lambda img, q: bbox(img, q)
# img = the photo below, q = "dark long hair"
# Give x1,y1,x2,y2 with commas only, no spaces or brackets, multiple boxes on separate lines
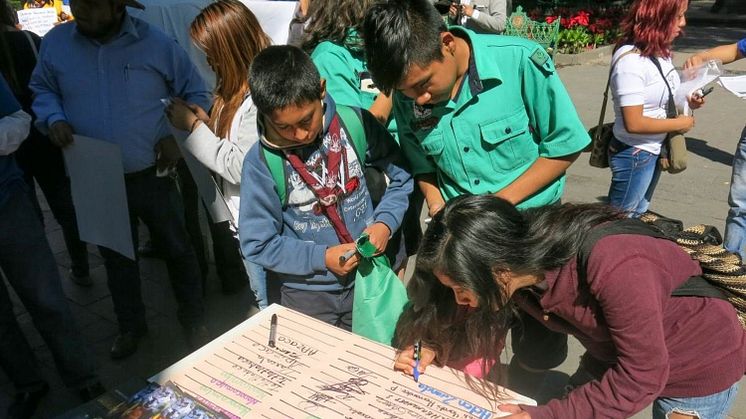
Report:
394,195,622,399
301,0,373,53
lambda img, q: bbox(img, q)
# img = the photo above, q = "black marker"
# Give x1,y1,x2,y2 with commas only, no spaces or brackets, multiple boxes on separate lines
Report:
268,314,277,348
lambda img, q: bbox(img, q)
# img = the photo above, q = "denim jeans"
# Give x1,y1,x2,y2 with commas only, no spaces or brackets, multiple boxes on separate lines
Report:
243,257,268,310
98,168,204,333
653,382,739,419
0,180,97,391
724,126,746,261
607,138,662,217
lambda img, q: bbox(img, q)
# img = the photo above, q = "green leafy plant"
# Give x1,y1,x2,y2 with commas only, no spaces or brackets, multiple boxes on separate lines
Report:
557,25,591,54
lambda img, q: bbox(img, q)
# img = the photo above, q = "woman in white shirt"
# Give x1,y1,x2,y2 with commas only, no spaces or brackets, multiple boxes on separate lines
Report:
165,0,271,308
607,0,701,217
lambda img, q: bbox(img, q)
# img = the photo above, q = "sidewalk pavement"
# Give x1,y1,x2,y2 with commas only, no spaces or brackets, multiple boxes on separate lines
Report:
0,14,745,419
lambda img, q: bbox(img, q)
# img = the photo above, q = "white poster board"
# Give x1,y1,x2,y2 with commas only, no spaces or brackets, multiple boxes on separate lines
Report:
240,1,298,45
17,8,58,37
153,304,536,418
63,135,135,260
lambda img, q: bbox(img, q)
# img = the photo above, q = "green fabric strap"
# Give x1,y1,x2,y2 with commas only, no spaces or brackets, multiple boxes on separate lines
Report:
336,105,366,165
262,146,288,206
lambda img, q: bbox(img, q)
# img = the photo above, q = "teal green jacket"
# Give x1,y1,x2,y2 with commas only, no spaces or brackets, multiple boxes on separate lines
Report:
393,28,590,208
311,35,398,139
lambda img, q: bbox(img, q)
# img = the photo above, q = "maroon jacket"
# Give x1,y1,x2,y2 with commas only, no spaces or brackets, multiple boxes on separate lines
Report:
514,234,746,419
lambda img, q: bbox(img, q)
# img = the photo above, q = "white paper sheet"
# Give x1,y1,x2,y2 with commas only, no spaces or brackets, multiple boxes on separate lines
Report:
170,128,233,224
676,60,724,114
153,304,536,418
17,8,58,37
719,76,746,99
63,135,135,259
240,1,298,45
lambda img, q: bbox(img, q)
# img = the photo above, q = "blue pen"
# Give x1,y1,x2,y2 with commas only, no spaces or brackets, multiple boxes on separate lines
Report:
413,340,421,382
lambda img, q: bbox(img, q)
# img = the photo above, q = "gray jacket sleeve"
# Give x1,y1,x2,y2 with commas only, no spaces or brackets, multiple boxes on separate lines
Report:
180,99,259,185
470,0,508,34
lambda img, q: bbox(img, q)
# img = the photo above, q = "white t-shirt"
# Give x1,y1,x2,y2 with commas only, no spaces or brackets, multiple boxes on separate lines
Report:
610,44,680,155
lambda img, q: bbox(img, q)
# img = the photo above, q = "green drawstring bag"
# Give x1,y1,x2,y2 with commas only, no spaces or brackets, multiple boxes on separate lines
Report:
352,233,409,345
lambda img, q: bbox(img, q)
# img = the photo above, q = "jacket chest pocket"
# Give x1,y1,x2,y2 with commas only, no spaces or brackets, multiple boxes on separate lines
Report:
418,130,452,175
479,110,536,173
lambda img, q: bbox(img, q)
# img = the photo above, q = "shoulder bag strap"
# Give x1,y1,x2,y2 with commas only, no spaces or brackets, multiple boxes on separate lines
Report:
648,56,678,119
594,48,640,140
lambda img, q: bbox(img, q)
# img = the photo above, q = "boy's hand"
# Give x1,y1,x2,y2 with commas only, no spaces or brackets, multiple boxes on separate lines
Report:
394,345,436,377
325,243,360,276
364,222,391,255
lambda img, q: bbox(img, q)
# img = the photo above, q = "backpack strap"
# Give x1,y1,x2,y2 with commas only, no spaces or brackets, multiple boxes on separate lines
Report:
335,104,367,165
577,219,727,300
261,146,289,207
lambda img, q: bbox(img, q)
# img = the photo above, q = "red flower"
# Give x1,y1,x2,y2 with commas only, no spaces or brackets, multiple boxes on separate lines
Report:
545,15,558,24
571,11,590,27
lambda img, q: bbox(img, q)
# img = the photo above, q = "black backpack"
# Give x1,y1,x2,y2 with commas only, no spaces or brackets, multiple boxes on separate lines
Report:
577,214,746,329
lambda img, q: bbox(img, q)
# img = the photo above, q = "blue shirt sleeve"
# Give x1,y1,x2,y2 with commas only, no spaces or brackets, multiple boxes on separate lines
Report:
0,76,21,118
738,38,746,57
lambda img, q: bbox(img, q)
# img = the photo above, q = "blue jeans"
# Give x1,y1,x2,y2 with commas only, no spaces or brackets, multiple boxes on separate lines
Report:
607,138,662,217
653,382,739,418
243,258,268,310
99,168,204,333
724,126,746,261
0,180,97,391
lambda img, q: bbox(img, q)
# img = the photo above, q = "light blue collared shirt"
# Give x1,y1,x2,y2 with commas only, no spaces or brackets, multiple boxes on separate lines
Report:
130,0,216,90
30,13,211,173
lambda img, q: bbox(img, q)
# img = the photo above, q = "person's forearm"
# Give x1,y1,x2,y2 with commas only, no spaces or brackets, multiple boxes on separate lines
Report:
695,43,742,65
496,154,578,205
369,93,393,126
417,174,446,215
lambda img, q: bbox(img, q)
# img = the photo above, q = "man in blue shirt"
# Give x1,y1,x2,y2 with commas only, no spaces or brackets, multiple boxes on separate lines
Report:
0,75,103,418
30,0,212,360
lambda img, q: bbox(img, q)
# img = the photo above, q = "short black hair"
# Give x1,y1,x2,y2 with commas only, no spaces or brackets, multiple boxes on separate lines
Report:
249,45,322,115
363,0,446,94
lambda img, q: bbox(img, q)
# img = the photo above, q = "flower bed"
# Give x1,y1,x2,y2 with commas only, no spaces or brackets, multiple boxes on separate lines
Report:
528,6,627,54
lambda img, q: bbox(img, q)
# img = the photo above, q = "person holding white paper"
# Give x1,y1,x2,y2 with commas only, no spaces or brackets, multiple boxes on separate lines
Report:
686,38,746,261
30,0,212,360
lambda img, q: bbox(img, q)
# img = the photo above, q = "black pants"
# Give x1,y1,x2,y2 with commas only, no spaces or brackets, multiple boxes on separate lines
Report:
0,181,97,391
176,161,248,292
99,168,204,333
16,129,89,276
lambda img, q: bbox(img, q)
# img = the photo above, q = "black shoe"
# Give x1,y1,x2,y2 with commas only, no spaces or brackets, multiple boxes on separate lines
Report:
184,325,211,351
110,332,142,360
78,381,106,402
8,382,49,419
69,269,93,287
